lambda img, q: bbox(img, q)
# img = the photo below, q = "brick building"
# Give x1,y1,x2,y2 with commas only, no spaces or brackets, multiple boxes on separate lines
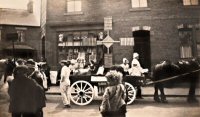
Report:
46,0,200,70
0,0,46,61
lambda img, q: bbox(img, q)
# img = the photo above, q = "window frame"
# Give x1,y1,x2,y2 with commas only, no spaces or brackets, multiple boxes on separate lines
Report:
66,0,82,13
16,30,26,42
183,0,199,6
178,28,193,59
129,0,151,12
15,27,27,43
131,0,148,8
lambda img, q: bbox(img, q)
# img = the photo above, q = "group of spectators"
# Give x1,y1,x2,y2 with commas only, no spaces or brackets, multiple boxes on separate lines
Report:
1,58,51,117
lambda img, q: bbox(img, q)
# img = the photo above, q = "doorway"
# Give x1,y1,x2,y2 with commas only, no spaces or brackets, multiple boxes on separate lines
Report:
133,30,151,70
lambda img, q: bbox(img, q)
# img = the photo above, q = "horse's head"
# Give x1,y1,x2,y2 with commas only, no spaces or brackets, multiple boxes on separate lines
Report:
188,59,200,71
177,59,200,72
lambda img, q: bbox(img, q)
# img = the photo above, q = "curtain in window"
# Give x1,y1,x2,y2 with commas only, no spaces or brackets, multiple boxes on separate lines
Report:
183,0,198,5
17,30,25,42
179,29,193,58
140,0,148,7
183,0,191,5
180,46,192,58
191,0,199,5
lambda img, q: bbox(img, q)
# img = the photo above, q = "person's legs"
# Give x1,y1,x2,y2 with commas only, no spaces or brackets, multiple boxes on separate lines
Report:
60,82,70,107
136,86,143,99
66,85,71,106
187,76,198,103
35,109,43,117
154,84,161,102
159,83,168,103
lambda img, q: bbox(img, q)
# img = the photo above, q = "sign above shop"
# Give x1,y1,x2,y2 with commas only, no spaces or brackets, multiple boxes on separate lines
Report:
104,16,112,30
120,37,134,46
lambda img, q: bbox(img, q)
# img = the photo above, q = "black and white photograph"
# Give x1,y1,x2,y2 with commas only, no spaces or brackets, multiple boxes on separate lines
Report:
0,0,200,117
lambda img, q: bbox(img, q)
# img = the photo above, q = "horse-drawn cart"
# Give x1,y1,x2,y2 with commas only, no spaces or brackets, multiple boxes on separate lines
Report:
69,75,147,106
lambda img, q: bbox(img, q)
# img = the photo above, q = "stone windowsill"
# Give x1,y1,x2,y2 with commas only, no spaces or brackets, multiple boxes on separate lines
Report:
129,7,151,12
64,11,84,16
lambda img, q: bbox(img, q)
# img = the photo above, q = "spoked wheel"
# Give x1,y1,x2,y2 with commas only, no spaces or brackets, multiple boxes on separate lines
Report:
70,80,94,106
125,82,137,105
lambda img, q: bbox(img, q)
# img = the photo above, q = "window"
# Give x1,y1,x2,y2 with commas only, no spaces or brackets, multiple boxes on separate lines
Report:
179,30,193,58
131,0,148,8
57,30,104,63
15,27,27,42
17,30,25,42
66,0,82,12
183,0,199,5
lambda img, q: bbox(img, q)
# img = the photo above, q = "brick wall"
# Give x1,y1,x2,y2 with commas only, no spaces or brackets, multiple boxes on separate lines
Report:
46,0,200,69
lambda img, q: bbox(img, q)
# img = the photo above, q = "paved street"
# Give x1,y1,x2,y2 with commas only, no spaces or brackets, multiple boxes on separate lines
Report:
1,86,200,117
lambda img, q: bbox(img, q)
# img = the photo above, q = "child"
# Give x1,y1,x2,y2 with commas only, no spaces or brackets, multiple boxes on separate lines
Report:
99,71,127,117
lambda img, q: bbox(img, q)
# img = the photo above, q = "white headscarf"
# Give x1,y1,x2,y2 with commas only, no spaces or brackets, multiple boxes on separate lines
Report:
123,58,129,63
133,53,139,59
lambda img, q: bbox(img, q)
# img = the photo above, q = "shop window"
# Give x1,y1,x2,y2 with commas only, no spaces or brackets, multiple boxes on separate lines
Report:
57,30,104,64
179,30,193,58
183,0,199,5
17,30,25,42
66,0,82,12
131,0,148,8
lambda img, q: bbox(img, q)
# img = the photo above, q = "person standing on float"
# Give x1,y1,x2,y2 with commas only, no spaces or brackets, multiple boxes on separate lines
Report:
130,53,148,99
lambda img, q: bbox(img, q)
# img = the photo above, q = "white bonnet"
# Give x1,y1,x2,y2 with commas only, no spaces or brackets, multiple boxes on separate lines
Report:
133,53,139,58
123,58,129,63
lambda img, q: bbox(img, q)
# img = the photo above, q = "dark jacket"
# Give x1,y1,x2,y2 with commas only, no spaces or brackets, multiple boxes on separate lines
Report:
8,75,46,113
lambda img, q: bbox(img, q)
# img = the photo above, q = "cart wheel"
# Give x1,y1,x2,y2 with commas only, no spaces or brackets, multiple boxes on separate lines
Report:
70,80,94,106
125,82,137,105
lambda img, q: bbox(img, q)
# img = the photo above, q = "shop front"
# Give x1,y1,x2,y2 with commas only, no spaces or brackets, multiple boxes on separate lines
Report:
3,43,36,60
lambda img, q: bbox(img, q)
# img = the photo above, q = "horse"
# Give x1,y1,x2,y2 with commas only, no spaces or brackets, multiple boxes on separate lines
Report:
152,59,199,103
176,59,200,103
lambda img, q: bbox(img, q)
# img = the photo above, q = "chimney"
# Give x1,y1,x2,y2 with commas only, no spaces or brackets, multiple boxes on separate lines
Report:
27,0,33,13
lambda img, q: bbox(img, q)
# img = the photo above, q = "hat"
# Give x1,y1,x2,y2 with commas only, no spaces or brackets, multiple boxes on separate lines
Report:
14,65,29,76
26,59,35,68
123,58,129,63
133,53,139,58
60,60,68,64
70,59,77,64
